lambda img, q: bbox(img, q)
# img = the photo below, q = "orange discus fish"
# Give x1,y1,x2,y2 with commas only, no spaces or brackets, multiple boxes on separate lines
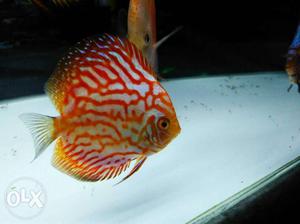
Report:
21,34,181,183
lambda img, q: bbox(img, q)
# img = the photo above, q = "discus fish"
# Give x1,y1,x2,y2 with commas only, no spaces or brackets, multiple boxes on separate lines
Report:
286,23,300,92
21,34,181,183
128,0,181,73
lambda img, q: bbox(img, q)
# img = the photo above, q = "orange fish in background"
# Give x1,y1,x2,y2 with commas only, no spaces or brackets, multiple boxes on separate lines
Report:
128,0,157,71
128,0,181,73
21,34,181,183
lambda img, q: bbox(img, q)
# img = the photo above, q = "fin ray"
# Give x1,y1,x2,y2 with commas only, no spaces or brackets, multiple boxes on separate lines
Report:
115,155,147,185
45,69,67,114
20,113,55,160
154,26,183,49
52,139,132,182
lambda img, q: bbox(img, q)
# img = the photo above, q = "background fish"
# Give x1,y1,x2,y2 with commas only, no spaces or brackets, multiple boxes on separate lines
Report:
286,23,300,92
128,0,157,71
127,0,181,74
21,34,181,183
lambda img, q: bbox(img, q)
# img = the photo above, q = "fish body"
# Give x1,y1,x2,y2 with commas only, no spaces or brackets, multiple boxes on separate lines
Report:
21,34,180,183
286,23,300,92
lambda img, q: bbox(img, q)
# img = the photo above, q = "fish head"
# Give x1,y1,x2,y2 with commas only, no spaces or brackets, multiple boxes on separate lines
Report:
138,84,181,154
154,110,181,148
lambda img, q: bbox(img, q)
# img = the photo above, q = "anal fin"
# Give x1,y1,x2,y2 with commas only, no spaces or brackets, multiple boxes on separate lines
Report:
115,155,147,185
52,139,132,182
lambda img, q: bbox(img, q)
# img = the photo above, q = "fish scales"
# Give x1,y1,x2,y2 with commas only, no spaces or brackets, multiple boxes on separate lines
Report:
54,35,156,179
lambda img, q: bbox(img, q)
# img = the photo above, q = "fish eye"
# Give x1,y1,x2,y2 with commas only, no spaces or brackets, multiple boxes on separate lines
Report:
144,34,150,44
157,117,170,130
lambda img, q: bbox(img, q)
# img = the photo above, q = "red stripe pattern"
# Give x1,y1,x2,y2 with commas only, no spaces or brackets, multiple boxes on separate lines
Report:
50,34,179,181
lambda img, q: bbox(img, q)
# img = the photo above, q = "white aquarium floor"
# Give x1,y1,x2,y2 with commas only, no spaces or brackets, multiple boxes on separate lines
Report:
1,72,300,224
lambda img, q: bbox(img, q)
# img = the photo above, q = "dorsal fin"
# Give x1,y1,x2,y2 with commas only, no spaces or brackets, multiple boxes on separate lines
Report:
45,67,69,114
45,34,156,114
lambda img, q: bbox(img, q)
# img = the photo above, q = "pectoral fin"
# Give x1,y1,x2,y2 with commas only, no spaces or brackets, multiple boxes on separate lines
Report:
154,26,183,49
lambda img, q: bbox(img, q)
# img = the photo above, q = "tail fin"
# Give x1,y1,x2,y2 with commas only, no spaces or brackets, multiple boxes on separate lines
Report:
19,113,56,160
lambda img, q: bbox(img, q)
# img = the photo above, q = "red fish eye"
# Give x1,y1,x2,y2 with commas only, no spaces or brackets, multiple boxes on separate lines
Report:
157,117,170,130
